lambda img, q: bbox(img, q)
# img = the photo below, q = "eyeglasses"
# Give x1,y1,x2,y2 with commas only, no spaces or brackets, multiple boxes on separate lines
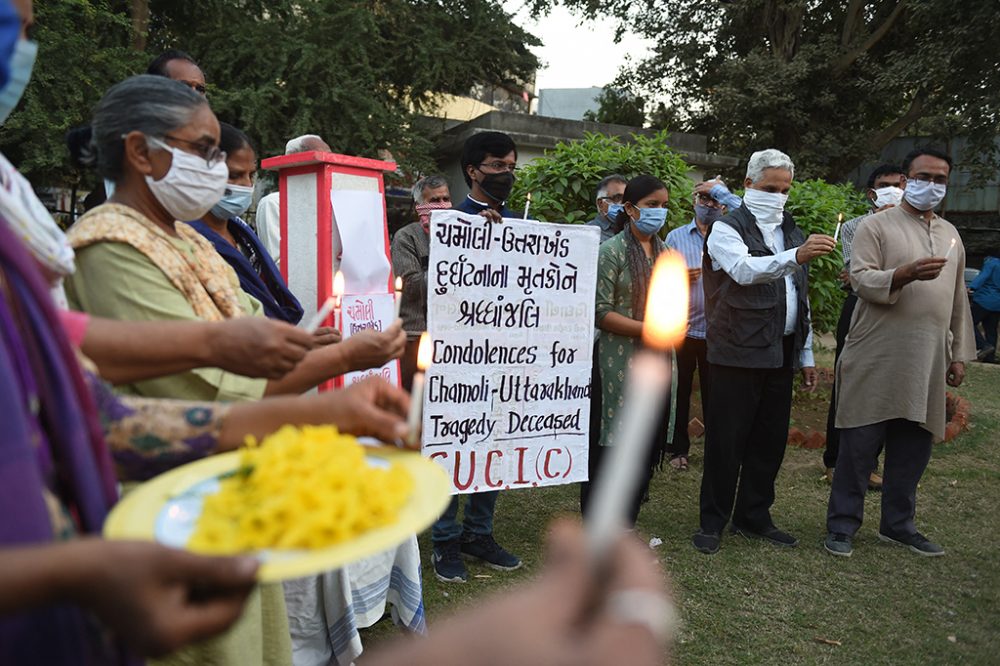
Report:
599,194,624,204
694,194,721,207
908,174,949,185
180,80,207,95
478,161,517,173
150,135,226,169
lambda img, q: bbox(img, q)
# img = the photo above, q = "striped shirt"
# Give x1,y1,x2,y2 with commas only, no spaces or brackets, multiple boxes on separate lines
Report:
665,220,707,339
839,213,869,271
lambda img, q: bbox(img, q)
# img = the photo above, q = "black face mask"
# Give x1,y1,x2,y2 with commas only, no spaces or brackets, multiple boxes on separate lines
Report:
478,170,515,203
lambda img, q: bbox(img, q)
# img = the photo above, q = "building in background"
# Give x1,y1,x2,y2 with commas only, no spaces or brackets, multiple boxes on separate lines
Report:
536,87,603,120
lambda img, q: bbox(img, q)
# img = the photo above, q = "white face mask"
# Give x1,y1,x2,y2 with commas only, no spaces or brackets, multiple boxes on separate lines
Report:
743,188,788,248
872,185,903,209
903,179,947,212
144,137,229,221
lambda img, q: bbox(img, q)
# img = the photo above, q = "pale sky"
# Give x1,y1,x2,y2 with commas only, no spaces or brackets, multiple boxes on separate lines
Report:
514,5,655,92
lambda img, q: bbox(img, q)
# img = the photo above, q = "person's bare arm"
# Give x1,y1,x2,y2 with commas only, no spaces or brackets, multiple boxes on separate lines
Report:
0,539,257,658
223,377,412,447
82,316,314,385
598,312,644,338
263,322,406,396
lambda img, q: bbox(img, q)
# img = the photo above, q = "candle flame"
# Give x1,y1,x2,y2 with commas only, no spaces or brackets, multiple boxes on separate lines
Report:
333,270,345,300
416,332,432,371
394,276,403,292
837,212,843,223
526,192,532,201
642,251,689,350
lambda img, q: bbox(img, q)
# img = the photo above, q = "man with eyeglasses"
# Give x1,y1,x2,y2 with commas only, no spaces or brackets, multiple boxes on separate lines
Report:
822,163,905,490
663,181,732,471
586,174,627,243
432,131,522,584
824,147,976,558
147,48,207,95
454,131,518,222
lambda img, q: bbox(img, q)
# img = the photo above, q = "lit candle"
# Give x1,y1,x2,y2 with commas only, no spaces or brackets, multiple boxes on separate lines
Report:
304,297,335,334
833,212,843,243
586,251,689,561
406,332,432,446
943,237,957,260
523,191,532,219
332,270,345,330
393,276,404,320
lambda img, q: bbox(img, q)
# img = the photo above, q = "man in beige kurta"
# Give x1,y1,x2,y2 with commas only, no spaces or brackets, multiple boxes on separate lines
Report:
825,149,976,558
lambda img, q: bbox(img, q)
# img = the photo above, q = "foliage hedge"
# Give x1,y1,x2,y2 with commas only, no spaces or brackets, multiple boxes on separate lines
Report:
510,132,867,334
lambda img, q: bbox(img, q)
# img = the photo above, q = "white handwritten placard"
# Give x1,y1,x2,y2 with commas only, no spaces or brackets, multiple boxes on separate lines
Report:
424,210,599,494
340,292,399,387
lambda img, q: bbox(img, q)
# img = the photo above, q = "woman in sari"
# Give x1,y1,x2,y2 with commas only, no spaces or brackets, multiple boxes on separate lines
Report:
189,122,304,325
65,75,403,402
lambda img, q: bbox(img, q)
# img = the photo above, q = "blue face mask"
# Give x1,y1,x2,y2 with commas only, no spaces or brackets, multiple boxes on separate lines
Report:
632,206,668,235
606,202,624,221
210,183,254,220
0,38,37,125
694,204,722,225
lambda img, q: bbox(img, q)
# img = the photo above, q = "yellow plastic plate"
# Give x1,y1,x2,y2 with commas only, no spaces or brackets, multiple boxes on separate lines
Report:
103,447,451,582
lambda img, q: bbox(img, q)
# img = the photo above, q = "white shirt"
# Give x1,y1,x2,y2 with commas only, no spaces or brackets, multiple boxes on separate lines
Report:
256,191,282,264
707,222,814,367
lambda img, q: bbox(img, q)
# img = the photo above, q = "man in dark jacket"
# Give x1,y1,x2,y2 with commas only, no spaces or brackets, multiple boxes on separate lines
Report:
694,149,835,555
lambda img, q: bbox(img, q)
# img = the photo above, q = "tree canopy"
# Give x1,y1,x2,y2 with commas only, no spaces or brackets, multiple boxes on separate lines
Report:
535,0,1000,181
0,0,540,187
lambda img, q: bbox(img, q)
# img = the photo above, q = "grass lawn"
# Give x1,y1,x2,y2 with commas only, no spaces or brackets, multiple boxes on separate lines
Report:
362,360,1000,665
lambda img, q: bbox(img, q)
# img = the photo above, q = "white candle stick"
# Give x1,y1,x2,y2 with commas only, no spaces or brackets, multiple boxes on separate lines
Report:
304,296,335,333
393,276,404,320
586,252,689,561
406,332,432,446
587,351,671,560
833,212,843,243
944,237,956,260
523,191,532,219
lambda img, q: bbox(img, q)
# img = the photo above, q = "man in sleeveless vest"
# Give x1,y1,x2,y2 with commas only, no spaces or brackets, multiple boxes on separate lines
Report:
693,149,836,555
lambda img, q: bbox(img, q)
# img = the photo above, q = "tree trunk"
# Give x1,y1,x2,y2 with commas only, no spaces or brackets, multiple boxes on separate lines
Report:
130,0,149,52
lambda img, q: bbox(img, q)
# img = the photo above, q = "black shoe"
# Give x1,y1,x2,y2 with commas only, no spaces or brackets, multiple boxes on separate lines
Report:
877,530,945,557
824,532,853,557
432,539,467,583
692,530,721,555
460,533,522,571
731,524,799,548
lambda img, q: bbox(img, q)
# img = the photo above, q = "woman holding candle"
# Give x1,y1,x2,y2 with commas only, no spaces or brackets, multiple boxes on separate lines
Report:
65,75,404,401
581,175,673,525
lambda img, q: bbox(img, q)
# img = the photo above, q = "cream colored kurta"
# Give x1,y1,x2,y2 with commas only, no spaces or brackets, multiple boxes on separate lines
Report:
835,206,976,440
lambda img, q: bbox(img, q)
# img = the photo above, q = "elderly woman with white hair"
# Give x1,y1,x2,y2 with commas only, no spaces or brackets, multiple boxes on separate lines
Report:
694,148,836,556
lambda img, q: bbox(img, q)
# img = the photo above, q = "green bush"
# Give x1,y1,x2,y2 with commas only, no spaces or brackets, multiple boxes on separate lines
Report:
509,130,694,231
785,179,869,335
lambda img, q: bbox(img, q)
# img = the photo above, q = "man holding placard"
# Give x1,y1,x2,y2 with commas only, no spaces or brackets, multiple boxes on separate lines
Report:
429,132,523,584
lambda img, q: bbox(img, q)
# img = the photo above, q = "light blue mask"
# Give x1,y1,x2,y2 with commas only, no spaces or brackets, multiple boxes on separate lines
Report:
633,206,668,235
210,183,254,220
0,38,37,124
606,202,624,221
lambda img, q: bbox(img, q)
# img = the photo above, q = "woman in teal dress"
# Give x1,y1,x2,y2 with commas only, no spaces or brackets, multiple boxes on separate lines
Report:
590,174,673,525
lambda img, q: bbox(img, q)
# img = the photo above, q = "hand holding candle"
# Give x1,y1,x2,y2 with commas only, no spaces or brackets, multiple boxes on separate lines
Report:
944,237,956,260
586,251,689,561
406,332,432,446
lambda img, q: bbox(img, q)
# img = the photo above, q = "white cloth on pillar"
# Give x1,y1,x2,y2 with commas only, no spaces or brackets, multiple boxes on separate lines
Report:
256,191,282,264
